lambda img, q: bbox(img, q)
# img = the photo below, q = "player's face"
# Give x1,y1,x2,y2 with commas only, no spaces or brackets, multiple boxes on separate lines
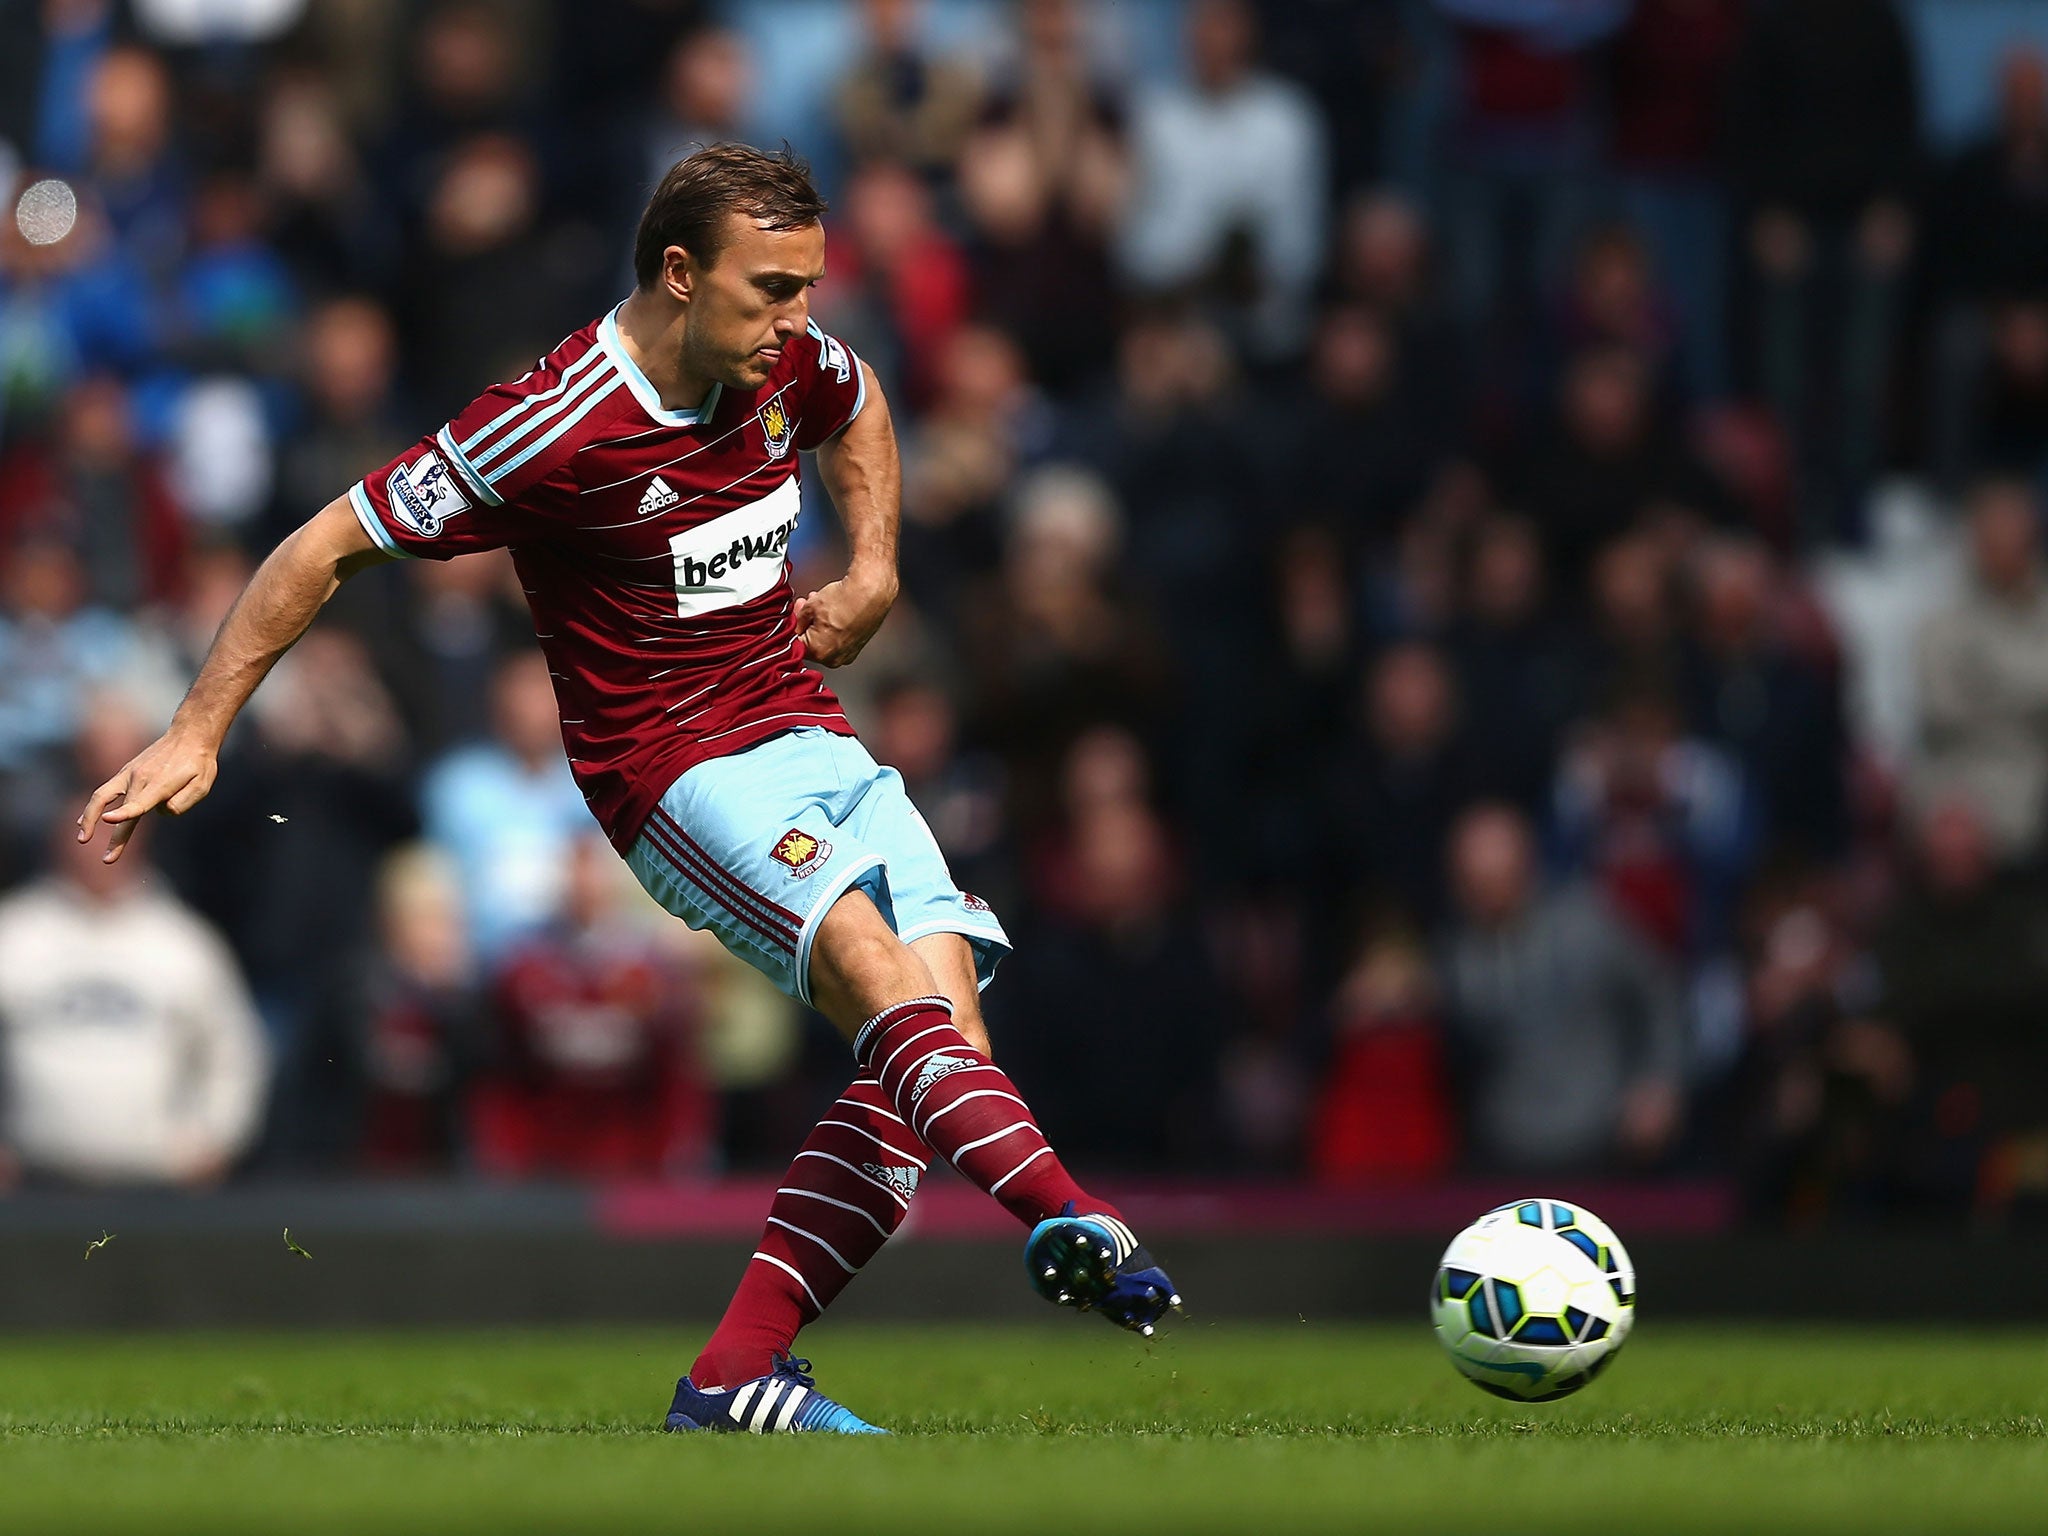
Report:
683,216,826,391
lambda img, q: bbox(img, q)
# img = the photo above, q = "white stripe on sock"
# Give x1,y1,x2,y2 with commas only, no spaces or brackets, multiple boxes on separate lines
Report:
951,1120,1036,1158
838,1093,910,1128
779,1185,893,1238
766,1216,857,1274
817,1118,927,1167
918,1088,1030,1138
877,1024,957,1081
750,1251,823,1313
988,1145,1054,1195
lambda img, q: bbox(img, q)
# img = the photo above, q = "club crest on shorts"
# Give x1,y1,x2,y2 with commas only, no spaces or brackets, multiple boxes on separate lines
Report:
770,827,829,876
759,396,794,459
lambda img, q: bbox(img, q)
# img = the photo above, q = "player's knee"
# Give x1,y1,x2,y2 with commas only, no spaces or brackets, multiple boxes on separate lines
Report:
809,889,935,1032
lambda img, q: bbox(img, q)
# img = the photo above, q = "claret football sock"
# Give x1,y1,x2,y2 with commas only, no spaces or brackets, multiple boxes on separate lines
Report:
855,995,1124,1230
689,1069,926,1390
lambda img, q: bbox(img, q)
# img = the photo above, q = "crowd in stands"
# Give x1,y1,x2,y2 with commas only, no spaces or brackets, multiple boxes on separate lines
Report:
3,0,2048,1224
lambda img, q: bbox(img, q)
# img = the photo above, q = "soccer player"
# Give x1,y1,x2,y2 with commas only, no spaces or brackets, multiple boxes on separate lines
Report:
77,145,1179,1435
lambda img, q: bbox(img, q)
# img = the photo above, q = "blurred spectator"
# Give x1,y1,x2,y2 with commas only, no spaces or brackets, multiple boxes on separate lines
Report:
399,132,592,421
422,650,591,966
1513,345,1726,593
1726,871,1908,1220
0,170,156,422
963,467,1165,816
308,843,480,1175
1441,803,1688,1172
1551,686,1754,962
1118,0,1327,358
1930,49,2048,486
1003,756,1225,1168
385,1,538,208
1963,299,2048,486
0,374,186,608
1606,0,1746,404
177,172,297,373
0,0,118,177
265,295,405,548
644,26,754,192
0,538,175,874
1934,48,2048,311
1552,225,1685,406
1329,191,1467,427
83,45,186,283
367,552,533,758
155,626,416,1063
1448,513,1587,811
1431,0,1629,357
866,674,1008,902
957,0,1128,390
1308,929,1456,1185
832,0,983,181
1586,528,1683,697
1332,641,1477,929
1875,799,2048,1213
475,835,712,1179
1909,478,2048,864
1237,524,1357,887
165,373,276,533
258,69,394,295
1278,304,1448,548
900,322,1044,599
1680,537,1850,861
827,159,971,410
1728,0,1919,519
555,0,709,222
1815,485,1962,775
0,793,268,1187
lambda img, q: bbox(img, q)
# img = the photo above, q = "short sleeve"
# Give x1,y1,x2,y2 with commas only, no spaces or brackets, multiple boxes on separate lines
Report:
348,379,580,559
791,319,869,452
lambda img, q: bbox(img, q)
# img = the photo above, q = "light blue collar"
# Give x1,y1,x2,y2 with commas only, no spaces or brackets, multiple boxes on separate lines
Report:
600,303,722,427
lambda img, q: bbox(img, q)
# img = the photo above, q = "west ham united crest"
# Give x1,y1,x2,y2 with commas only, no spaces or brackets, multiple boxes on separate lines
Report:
759,396,794,459
771,827,830,876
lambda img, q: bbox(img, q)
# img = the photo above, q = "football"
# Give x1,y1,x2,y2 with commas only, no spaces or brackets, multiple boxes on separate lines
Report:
1431,1198,1637,1402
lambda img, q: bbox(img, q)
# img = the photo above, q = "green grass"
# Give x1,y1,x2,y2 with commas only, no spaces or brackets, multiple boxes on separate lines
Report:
3,1325,2046,1533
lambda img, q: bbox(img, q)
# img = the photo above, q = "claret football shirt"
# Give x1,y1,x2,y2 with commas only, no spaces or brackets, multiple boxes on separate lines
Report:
349,306,867,849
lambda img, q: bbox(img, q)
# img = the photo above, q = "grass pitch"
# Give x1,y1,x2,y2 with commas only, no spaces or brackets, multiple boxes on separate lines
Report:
3,1325,2045,1534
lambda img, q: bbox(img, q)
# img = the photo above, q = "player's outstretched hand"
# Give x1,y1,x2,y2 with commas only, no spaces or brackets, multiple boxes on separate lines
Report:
794,568,898,668
77,729,220,863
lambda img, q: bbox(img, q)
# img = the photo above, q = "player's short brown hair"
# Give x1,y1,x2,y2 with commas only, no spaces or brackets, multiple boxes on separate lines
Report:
634,144,827,287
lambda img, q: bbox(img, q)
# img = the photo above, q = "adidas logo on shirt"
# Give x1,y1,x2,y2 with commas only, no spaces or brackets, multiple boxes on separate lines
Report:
637,476,680,515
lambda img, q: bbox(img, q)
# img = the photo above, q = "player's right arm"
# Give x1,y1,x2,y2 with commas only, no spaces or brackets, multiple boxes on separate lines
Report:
77,494,393,863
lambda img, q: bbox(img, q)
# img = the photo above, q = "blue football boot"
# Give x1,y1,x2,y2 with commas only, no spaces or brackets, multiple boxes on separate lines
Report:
663,1354,887,1435
1024,1203,1182,1337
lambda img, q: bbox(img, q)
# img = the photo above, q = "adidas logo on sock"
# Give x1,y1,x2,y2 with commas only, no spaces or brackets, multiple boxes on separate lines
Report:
909,1051,976,1103
862,1162,920,1200
638,476,680,515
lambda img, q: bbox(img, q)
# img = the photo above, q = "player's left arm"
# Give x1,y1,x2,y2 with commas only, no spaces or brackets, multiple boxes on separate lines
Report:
796,359,900,669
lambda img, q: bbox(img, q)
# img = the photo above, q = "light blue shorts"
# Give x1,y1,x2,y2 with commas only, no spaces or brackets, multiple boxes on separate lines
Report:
625,728,1010,1006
